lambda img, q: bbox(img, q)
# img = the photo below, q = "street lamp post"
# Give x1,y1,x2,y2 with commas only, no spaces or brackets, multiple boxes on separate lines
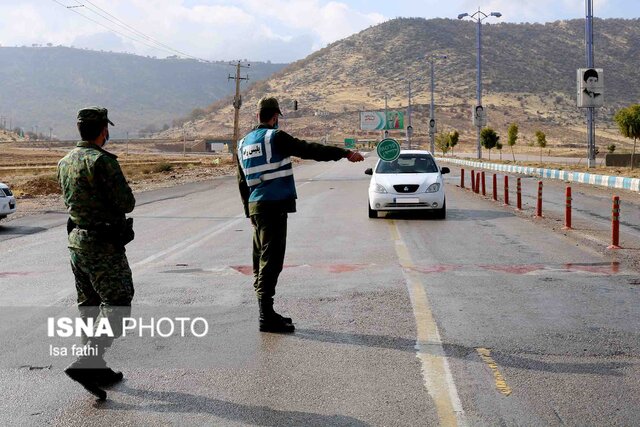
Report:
458,9,502,159
585,0,596,168
407,82,412,149
427,54,447,154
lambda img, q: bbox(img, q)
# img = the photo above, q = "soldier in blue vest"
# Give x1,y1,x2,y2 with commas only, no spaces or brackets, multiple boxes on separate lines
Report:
238,97,364,333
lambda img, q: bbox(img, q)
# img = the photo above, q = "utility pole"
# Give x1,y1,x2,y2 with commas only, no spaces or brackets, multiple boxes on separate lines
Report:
407,82,412,149
126,131,129,156
585,0,596,168
428,55,447,154
383,93,389,139
228,61,250,162
182,127,186,157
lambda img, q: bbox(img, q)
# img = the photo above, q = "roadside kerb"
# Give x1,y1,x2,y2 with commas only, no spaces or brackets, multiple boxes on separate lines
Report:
437,157,640,192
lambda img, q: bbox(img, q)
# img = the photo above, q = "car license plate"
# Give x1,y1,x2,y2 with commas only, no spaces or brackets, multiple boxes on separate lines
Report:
395,198,419,204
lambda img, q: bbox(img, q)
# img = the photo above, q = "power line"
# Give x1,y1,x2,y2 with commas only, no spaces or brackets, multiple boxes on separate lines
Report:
72,0,204,61
51,0,209,61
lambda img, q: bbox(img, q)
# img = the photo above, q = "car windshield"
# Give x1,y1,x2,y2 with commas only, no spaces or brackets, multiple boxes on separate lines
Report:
375,154,438,174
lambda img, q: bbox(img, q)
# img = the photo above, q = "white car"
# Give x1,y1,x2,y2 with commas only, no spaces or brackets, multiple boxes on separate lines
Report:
365,150,449,219
0,182,17,220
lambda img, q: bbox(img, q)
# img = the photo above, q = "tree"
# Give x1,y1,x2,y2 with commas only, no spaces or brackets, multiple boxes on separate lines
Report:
435,132,450,156
507,123,518,162
535,130,547,162
448,130,459,155
497,141,504,160
607,144,616,154
480,128,499,160
613,104,640,170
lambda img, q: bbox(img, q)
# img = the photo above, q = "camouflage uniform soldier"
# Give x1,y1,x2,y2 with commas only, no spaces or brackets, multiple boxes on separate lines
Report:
57,107,135,400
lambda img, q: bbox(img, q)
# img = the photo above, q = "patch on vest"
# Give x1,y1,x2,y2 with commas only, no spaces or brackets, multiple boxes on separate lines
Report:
241,143,263,160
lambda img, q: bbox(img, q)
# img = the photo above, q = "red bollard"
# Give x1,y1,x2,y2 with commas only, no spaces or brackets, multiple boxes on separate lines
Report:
563,186,572,230
536,181,543,217
608,196,621,249
460,168,465,188
481,172,486,196
475,172,480,193
471,169,475,191
492,174,497,201
516,177,522,210
504,176,509,206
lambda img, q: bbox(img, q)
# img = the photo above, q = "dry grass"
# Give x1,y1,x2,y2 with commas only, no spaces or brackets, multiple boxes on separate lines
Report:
0,142,235,198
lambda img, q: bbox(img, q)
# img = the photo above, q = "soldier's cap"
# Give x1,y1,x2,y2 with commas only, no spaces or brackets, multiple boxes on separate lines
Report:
77,107,115,126
257,97,282,116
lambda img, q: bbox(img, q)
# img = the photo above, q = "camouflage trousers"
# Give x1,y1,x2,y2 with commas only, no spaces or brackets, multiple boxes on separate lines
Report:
69,247,134,307
68,248,134,368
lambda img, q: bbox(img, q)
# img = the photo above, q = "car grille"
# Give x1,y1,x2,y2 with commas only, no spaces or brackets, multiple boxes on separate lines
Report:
385,202,431,208
393,184,419,193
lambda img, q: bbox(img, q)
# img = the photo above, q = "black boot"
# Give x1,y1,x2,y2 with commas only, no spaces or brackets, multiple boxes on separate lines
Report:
273,310,292,324
64,366,107,401
259,299,294,333
94,368,124,386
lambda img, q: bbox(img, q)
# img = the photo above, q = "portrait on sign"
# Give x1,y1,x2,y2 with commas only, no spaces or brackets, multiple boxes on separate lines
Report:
577,68,604,108
472,105,486,127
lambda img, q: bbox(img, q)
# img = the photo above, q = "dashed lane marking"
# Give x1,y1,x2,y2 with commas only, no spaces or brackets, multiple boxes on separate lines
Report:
476,348,513,396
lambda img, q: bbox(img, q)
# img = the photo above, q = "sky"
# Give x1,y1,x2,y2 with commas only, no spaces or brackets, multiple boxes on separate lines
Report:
0,0,637,63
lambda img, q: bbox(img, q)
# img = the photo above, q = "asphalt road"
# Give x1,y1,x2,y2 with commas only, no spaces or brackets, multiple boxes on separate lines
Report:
0,155,638,426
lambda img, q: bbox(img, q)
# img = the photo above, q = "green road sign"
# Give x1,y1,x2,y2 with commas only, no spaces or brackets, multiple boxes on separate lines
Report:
377,138,401,162
344,138,356,148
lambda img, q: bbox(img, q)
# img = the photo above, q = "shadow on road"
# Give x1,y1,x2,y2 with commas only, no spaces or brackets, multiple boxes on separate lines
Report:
445,209,515,221
377,209,514,221
0,225,47,235
294,329,630,377
98,383,370,426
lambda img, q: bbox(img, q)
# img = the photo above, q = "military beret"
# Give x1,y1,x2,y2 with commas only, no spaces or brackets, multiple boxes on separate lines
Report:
77,106,114,126
257,97,282,116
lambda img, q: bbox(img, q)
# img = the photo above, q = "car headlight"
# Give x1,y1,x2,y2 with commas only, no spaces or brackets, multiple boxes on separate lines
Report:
372,183,387,194
425,183,440,193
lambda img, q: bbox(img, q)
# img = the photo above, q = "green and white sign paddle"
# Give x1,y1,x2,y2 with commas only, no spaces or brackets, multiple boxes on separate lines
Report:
376,138,401,162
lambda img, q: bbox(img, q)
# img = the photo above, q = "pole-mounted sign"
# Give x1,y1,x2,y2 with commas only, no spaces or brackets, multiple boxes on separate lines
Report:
472,105,487,127
428,118,436,135
577,68,604,108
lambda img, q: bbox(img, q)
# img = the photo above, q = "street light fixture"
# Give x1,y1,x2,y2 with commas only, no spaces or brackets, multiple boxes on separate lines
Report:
458,8,502,159
427,54,447,154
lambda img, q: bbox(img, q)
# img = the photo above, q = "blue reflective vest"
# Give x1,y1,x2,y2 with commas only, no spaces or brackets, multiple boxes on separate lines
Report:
238,128,297,202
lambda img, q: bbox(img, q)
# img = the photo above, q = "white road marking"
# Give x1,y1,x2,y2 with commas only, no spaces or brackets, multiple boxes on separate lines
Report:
390,221,466,427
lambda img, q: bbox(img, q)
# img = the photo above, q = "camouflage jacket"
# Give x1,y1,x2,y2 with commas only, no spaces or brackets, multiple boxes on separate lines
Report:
57,141,135,250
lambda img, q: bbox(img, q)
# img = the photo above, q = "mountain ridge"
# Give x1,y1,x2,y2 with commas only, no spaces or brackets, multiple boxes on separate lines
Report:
171,17,640,151
0,46,286,139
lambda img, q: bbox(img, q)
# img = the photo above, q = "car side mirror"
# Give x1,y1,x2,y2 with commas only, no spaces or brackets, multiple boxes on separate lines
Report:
365,168,373,175
441,167,450,175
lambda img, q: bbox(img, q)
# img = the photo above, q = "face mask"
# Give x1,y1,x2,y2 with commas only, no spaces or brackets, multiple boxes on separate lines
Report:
102,130,110,147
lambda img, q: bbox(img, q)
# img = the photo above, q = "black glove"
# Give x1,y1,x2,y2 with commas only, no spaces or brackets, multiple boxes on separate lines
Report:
120,217,135,246
66,218,76,235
